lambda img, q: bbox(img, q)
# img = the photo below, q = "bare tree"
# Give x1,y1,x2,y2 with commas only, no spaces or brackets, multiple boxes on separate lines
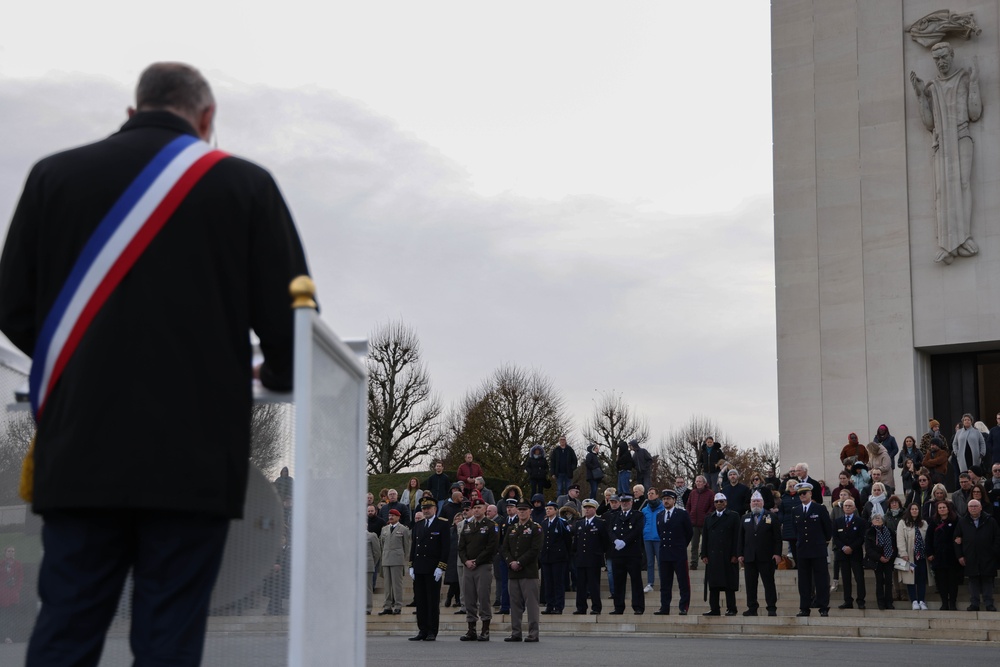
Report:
367,321,443,475
758,440,780,478
438,364,570,481
656,415,733,483
249,402,288,478
581,390,650,483
0,413,35,505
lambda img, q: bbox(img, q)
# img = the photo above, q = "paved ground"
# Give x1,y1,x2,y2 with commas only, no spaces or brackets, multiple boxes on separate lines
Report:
2,634,995,666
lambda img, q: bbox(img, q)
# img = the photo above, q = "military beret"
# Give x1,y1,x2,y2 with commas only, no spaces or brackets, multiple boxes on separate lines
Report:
388,509,401,517
516,501,531,509
568,484,580,491
471,498,485,507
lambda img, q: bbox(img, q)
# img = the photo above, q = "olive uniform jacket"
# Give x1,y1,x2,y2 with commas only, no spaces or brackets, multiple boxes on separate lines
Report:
503,519,543,579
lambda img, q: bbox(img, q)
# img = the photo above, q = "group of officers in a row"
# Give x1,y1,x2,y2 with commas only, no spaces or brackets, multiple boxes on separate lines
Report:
377,478,851,644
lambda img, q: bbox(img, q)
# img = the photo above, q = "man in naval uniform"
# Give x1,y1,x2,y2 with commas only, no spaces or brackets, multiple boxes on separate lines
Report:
792,482,833,616
408,497,449,641
653,489,693,615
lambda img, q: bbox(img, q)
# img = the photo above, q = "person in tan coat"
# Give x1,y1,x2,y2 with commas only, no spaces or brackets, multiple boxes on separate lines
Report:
378,509,412,614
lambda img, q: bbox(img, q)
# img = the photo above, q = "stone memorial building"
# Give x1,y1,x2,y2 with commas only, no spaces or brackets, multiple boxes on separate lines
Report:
772,1,1000,480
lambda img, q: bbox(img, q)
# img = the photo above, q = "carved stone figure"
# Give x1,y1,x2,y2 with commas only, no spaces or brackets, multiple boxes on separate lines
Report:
907,10,981,47
910,42,982,264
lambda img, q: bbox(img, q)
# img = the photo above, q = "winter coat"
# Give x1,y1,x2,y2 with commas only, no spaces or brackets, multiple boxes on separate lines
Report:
524,446,549,482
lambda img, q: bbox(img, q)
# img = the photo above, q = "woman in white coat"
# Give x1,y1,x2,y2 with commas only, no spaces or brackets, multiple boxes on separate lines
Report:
896,502,929,610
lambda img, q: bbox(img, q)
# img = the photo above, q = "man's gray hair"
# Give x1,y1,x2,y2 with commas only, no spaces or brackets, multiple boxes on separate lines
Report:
136,62,213,117
796,462,809,473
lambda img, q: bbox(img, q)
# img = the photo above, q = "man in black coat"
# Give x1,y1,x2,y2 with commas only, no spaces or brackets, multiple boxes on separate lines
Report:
955,499,1000,611
722,469,751,516
792,482,833,616
831,498,867,609
700,493,740,616
607,494,645,614
572,499,609,615
701,437,724,491
539,502,573,614
409,499,451,640
654,490,693,615
550,436,578,497
737,491,782,616
0,62,307,665
630,440,653,491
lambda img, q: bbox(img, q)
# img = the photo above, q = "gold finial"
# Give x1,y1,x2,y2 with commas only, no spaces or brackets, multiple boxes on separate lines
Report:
289,275,317,310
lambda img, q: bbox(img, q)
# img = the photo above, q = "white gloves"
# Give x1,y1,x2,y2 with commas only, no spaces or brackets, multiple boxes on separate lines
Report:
614,539,625,551
433,568,443,582
408,568,415,580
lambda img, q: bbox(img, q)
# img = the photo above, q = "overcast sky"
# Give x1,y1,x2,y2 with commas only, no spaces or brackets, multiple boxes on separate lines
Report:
0,2,777,454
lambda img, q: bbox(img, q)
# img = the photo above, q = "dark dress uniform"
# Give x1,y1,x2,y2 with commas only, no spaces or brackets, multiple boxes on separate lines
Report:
792,500,833,615
655,507,693,614
409,512,451,640
701,509,740,614
831,512,867,608
572,515,609,613
737,510,782,615
539,515,573,613
607,508,645,614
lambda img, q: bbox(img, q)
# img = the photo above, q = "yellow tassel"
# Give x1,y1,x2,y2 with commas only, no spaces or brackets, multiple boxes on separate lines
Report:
19,436,34,503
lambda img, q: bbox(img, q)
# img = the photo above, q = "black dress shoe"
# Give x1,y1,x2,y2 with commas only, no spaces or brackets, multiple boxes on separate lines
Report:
378,609,393,616
633,610,644,615
572,610,587,615
837,603,853,609
857,603,865,610
968,605,981,611
540,610,553,615
653,609,670,615
454,609,465,614
795,611,809,617
423,635,436,641
552,610,563,615
504,636,522,642
986,605,997,612
408,633,427,641
703,610,721,616
679,609,688,615
590,610,601,615
524,637,539,643
742,610,757,616
767,609,777,617
725,610,737,616
393,609,401,615
819,610,829,617
609,610,625,615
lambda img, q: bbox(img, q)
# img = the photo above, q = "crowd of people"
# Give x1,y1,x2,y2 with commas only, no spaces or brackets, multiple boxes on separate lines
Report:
364,417,1000,641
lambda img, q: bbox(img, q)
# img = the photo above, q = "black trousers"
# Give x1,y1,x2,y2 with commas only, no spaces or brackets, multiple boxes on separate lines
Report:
709,587,736,613
541,561,566,611
26,510,229,667
743,559,777,611
934,566,960,608
610,557,644,612
873,562,893,608
838,555,866,605
412,573,442,636
575,564,602,612
658,559,691,612
796,556,829,612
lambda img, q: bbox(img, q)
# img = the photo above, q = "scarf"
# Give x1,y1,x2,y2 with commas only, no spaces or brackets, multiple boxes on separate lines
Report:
913,524,925,560
876,525,893,559
869,494,886,516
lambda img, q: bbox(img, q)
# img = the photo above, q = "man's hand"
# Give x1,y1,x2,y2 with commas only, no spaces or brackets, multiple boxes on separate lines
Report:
614,539,625,551
433,568,443,582
738,556,745,565
408,567,414,580
959,557,966,567
843,546,852,555
465,560,476,569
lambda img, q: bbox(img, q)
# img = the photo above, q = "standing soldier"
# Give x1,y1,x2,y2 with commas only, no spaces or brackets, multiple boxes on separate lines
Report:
792,482,833,617
701,493,741,616
503,501,544,643
458,499,498,641
539,501,573,615
408,497,449,641
572,499,609,615
654,489,693,615
378,509,411,615
737,491,782,616
607,494,646,615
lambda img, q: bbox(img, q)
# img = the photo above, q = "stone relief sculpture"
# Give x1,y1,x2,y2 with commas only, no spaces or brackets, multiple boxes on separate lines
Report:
908,25,982,264
907,9,981,47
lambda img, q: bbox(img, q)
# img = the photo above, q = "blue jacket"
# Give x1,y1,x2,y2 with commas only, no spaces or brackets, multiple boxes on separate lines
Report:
641,500,664,541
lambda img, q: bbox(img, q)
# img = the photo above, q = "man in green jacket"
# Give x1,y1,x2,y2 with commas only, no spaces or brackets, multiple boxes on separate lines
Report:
502,501,543,642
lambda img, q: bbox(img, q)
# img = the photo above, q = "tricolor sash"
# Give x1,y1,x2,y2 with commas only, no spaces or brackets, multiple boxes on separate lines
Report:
29,134,227,421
